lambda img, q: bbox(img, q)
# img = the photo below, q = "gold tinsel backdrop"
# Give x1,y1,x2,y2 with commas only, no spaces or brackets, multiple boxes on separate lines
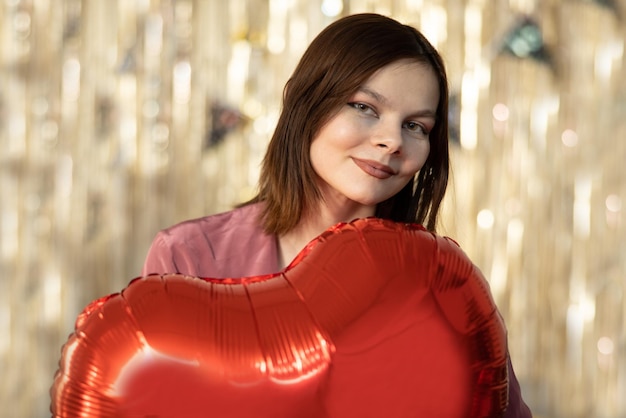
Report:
1,0,625,417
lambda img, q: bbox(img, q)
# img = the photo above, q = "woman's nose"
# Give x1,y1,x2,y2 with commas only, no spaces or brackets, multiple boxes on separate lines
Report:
373,122,402,153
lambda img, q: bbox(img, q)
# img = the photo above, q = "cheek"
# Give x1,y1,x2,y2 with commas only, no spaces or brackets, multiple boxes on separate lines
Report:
314,111,364,149
404,142,431,175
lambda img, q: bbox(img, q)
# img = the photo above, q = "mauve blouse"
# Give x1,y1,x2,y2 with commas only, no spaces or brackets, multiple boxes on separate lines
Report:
142,202,531,418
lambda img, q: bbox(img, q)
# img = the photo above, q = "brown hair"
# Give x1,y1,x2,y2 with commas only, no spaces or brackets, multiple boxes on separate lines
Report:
251,13,450,234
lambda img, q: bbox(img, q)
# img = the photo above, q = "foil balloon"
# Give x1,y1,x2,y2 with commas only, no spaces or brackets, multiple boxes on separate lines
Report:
51,218,509,418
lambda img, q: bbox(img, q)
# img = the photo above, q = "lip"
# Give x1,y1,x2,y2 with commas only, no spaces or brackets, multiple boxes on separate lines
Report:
351,158,396,179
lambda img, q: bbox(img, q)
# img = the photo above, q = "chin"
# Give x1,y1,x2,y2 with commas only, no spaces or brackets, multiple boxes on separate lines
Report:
350,196,391,209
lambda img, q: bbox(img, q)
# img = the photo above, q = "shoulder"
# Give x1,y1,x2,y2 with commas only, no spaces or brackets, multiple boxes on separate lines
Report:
157,202,265,246
144,202,278,277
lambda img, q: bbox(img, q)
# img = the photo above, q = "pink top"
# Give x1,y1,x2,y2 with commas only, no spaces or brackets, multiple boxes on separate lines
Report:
142,203,279,278
142,202,531,418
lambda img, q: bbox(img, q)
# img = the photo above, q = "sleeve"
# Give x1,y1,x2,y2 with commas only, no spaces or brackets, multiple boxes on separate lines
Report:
141,231,181,276
505,357,533,418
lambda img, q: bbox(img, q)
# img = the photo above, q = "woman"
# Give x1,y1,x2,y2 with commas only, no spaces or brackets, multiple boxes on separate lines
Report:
143,13,531,417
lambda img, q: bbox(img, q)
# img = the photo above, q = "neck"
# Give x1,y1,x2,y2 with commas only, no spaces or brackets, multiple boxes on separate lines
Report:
277,198,375,269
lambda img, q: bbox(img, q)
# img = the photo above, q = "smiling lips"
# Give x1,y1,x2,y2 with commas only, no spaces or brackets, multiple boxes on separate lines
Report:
351,158,396,179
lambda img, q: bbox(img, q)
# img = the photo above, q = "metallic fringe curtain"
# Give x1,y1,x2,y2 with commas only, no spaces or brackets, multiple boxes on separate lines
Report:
0,0,624,417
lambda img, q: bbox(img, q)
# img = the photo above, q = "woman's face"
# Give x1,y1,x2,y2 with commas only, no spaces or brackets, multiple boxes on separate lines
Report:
309,59,440,215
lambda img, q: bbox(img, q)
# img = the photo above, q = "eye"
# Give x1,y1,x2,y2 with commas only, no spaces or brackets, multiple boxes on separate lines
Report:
403,121,428,136
348,102,377,116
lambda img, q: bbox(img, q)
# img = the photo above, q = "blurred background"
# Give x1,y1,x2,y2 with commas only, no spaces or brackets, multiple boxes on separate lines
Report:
1,0,625,416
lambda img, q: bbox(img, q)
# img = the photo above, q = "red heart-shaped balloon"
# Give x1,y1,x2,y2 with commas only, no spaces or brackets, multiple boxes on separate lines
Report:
51,218,508,417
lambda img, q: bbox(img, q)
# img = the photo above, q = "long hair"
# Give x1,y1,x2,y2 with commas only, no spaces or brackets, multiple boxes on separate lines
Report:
251,13,450,234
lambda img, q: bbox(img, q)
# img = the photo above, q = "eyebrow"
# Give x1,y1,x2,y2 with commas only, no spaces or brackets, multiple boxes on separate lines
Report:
358,86,388,105
357,86,437,119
